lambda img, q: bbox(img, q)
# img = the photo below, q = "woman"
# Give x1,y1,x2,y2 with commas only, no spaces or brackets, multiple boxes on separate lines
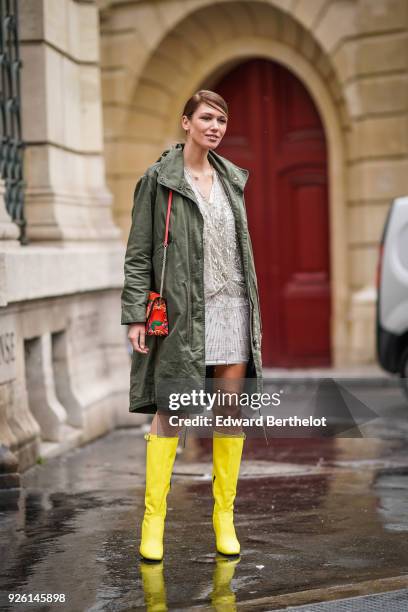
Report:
121,90,263,562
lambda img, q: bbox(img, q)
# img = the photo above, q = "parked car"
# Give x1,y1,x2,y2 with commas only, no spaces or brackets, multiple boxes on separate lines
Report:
376,195,408,397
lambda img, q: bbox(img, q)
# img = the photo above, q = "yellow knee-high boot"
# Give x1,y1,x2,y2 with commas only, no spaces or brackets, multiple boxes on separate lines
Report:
212,431,245,556
140,433,179,562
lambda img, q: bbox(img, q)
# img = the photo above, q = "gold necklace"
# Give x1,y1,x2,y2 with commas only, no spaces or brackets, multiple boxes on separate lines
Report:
185,167,215,202
185,166,214,181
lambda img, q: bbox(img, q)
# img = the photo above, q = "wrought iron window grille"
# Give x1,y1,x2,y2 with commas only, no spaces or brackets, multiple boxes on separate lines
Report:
0,0,27,244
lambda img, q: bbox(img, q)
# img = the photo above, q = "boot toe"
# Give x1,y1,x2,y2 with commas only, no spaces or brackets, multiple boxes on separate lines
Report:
140,516,164,561
217,534,241,557
216,536,240,556
213,513,241,556
139,537,163,562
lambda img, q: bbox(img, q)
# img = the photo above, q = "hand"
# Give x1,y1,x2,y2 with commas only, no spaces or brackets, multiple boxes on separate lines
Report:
128,323,149,354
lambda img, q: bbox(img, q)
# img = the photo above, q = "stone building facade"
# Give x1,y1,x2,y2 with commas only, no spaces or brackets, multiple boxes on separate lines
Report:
0,0,407,476
0,0,139,478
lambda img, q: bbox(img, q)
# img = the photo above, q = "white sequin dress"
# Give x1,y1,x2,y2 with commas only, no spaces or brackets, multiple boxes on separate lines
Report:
184,167,251,365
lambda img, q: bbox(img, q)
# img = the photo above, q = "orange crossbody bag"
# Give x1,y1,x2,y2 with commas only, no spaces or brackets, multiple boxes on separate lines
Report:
145,190,173,336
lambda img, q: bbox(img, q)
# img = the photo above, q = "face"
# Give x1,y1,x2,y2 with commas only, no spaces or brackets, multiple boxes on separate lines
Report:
182,102,228,150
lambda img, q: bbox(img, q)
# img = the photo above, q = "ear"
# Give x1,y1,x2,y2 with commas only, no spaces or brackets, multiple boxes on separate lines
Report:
181,115,190,132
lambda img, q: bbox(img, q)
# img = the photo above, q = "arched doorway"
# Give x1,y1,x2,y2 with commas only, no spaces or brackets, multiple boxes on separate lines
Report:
214,58,331,368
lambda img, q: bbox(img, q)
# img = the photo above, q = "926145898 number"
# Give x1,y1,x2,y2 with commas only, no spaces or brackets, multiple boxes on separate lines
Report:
8,593,66,603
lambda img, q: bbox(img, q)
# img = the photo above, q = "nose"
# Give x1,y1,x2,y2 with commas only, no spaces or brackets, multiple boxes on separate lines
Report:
210,118,218,131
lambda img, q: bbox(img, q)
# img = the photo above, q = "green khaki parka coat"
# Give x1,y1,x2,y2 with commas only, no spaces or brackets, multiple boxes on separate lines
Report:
121,143,263,414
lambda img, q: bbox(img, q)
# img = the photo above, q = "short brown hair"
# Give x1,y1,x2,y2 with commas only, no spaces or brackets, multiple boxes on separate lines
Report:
182,90,228,119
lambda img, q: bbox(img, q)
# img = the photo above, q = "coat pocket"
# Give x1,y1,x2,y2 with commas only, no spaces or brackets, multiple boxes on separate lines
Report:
182,279,192,345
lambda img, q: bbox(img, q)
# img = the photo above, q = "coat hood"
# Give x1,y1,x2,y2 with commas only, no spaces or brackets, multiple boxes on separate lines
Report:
155,143,249,194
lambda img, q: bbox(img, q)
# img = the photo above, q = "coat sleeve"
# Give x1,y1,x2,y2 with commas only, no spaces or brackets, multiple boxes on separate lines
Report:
121,173,156,325
247,231,263,336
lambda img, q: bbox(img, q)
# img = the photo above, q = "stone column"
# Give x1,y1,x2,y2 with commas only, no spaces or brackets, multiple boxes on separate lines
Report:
19,0,121,242
0,181,22,500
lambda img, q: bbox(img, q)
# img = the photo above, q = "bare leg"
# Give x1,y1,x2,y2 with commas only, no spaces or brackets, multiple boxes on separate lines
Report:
150,411,183,437
212,363,247,435
149,362,247,437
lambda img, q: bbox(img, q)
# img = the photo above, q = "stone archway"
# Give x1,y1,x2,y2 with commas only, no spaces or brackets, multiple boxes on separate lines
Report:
161,34,348,366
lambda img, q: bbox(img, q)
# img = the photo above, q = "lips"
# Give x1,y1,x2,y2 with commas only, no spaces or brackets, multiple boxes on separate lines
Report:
206,135,219,141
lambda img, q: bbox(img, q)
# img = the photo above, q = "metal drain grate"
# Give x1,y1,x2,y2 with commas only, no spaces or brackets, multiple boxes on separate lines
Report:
273,588,408,611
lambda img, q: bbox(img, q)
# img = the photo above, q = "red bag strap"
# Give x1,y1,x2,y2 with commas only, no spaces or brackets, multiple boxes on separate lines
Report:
159,190,173,296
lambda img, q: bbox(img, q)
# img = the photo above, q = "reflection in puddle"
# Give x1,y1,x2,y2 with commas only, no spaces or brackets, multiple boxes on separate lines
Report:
140,561,167,611
211,555,240,611
140,555,240,611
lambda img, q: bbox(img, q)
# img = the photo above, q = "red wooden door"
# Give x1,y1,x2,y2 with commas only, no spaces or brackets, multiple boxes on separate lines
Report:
214,59,331,367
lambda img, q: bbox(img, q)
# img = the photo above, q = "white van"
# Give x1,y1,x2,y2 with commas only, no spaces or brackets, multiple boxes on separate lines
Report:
376,196,408,396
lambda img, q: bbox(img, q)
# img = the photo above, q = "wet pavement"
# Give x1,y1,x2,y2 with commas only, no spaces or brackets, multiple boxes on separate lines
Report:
1,385,408,611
